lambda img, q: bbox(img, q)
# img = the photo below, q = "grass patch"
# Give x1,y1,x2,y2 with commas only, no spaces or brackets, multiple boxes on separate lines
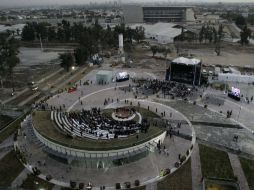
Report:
0,113,27,144
0,150,24,187
9,90,35,106
21,174,54,190
0,115,14,130
210,82,229,91
205,180,238,190
239,157,254,190
32,111,164,151
157,159,192,190
199,144,234,179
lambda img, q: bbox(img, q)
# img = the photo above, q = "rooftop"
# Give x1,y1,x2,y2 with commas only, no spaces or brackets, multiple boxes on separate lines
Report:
172,57,201,66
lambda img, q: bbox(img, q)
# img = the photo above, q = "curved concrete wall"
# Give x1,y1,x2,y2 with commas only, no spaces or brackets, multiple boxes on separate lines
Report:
32,124,166,159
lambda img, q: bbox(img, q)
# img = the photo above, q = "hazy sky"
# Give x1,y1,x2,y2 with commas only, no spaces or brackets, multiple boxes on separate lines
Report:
0,0,254,7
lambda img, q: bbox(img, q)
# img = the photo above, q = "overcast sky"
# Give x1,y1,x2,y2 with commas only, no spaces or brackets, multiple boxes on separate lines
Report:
0,0,254,7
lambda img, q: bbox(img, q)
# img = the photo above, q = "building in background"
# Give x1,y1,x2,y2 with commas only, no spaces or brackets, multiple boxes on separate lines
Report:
130,22,197,44
123,5,195,23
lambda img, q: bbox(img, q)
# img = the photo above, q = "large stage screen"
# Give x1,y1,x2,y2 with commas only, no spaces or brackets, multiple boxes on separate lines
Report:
228,87,241,101
116,72,129,82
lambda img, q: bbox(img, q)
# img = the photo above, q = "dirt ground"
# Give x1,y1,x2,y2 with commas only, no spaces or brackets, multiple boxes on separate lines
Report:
190,48,254,67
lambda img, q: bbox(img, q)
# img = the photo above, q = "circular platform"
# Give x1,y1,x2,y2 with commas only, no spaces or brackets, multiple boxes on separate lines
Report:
16,84,196,189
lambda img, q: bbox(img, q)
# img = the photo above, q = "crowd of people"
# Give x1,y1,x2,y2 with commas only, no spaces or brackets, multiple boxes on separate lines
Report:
65,108,149,139
136,79,197,98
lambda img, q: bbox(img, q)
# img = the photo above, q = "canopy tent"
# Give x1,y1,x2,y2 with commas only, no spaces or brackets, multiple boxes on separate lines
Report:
172,57,201,66
96,70,113,84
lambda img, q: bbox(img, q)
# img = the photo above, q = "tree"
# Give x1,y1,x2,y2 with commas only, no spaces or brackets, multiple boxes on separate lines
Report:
218,24,224,41
162,47,171,60
22,23,35,41
235,15,247,28
240,26,252,45
6,55,20,91
199,26,205,43
59,53,74,72
92,19,103,43
213,27,218,44
0,33,20,89
47,26,57,41
215,24,223,56
133,26,145,43
74,46,89,66
125,27,134,43
35,22,50,40
151,46,158,57
61,20,71,42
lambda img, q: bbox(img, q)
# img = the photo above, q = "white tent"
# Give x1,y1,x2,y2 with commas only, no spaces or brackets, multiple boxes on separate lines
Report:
172,57,201,65
130,22,182,44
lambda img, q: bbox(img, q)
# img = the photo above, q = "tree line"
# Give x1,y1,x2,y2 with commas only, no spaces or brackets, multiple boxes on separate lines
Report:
199,24,223,44
235,15,252,45
0,32,20,90
22,20,145,71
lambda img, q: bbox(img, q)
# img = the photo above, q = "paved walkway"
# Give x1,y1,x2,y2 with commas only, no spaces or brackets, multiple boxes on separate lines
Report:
191,143,203,190
228,153,250,190
11,168,30,189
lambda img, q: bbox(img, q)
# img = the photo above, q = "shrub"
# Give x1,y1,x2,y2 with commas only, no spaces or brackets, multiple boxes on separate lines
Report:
163,168,171,176
134,180,140,186
46,175,52,181
175,162,180,168
32,167,41,176
70,181,76,188
124,182,131,188
116,183,121,189
79,182,84,189
180,155,186,163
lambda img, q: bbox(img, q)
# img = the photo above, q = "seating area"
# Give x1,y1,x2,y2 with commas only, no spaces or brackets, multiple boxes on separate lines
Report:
51,108,148,140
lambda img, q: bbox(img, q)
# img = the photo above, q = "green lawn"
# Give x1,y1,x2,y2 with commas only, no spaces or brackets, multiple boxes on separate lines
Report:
32,111,164,151
0,114,14,130
199,144,235,179
210,82,229,91
205,181,238,190
21,174,54,190
0,113,27,144
0,150,24,187
239,157,254,190
157,159,192,190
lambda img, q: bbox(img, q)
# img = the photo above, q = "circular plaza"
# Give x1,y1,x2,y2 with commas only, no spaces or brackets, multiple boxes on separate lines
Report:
15,70,196,189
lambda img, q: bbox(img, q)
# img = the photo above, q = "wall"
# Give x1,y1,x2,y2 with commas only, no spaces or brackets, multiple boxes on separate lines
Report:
218,73,254,83
33,124,166,159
